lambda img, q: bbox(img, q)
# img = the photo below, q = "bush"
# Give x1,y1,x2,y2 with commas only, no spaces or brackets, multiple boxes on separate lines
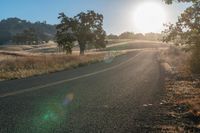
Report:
190,48,200,74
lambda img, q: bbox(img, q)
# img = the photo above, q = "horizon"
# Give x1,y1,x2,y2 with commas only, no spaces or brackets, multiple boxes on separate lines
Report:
0,0,191,34
0,17,167,35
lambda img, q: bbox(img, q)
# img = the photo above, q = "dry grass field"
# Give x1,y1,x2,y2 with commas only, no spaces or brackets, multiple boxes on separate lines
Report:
0,51,124,81
0,40,164,81
0,41,127,81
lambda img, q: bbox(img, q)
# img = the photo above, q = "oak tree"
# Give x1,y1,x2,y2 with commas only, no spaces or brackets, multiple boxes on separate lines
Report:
56,11,106,55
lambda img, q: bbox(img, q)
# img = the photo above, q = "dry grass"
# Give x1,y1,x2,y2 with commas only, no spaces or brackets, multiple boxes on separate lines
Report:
106,39,132,44
0,40,130,81
159,46,191,76
159,46,200,131
0,52,122,80
0,41,58,53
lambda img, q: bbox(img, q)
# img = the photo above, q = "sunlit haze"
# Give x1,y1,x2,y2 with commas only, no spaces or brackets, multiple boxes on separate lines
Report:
0,0,199,132
133,2,167,33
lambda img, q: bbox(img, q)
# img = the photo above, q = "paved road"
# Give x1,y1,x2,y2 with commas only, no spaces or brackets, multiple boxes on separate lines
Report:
0,50,164,133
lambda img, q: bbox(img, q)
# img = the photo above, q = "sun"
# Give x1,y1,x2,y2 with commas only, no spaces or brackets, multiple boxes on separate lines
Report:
133,2,167,33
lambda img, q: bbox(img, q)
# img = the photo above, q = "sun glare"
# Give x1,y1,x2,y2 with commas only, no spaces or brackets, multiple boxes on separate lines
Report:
133,2,167,33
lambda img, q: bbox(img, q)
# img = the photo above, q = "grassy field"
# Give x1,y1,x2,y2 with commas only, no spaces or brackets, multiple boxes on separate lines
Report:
105,40,167,51
0,41,58,53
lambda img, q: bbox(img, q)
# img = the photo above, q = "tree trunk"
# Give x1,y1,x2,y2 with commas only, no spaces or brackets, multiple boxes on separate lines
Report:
80,47,85,55
79,42,85,55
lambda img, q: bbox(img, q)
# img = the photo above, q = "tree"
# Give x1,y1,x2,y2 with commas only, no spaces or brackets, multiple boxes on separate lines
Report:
0,31,12,45
145,33,163,41
134,33,145,40
55,13,75,54
107,34,119,39
163,1,200,73
164,0,198,4
119,32,134,39
56,11,106,55
13,28,38,44
0,18,56,45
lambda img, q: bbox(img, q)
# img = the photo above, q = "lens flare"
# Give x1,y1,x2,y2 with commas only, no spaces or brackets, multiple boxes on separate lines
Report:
104,52,116,63
63,93,74,106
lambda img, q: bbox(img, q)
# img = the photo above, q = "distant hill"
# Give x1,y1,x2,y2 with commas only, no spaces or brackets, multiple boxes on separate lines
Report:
0,18,56,45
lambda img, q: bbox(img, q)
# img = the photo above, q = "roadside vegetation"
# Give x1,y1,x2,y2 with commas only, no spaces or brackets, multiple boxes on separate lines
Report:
158,0,200,131
0,51,123,80
159,46,200,131
163,0,200,74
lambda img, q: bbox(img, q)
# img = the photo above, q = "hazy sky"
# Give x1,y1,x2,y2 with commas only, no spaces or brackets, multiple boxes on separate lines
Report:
0,0,191,34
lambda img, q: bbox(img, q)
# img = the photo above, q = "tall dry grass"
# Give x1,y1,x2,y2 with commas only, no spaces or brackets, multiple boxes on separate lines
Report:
190,48,200,74
0,53,106,80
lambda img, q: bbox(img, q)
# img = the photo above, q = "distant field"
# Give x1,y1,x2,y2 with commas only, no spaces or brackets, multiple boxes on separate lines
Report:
105,40,168,51
0,41,58,53
0,40,164,54
0,39,128,53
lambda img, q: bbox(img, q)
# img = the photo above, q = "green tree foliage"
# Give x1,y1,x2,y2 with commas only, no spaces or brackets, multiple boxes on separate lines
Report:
164,0,198,4
107,32,162,41
56,13,76,54
107,34,119,39
119,32,135,39
13,28,38,45
56,11,106,55
0,31,12,45
163,1,200,73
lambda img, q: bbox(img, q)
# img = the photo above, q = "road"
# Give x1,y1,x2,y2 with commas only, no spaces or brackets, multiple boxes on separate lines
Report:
0,49,165,133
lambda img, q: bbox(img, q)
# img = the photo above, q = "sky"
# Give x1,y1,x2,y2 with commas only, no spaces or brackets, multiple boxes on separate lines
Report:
0,0,191,34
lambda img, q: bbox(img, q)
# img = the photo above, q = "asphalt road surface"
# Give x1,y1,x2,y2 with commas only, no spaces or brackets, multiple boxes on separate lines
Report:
0,49,165,133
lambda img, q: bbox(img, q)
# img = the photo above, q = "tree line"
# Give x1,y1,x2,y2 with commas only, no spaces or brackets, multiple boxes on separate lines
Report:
107,32,163,41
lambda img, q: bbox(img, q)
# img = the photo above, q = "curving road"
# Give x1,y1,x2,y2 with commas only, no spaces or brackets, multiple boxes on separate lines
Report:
0,49,165,133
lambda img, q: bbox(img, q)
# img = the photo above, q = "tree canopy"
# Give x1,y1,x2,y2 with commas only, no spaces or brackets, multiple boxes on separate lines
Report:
107,32,162,41
164,0,198,4
13,28,38,45
163,1,200,73
119,32,135,39
56,11,106,55
163,2,200,47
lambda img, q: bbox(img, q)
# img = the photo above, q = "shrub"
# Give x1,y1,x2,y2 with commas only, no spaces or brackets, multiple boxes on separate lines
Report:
190,48,200,74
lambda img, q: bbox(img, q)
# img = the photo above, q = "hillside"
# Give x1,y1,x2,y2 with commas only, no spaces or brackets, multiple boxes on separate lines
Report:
0,18,56,44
